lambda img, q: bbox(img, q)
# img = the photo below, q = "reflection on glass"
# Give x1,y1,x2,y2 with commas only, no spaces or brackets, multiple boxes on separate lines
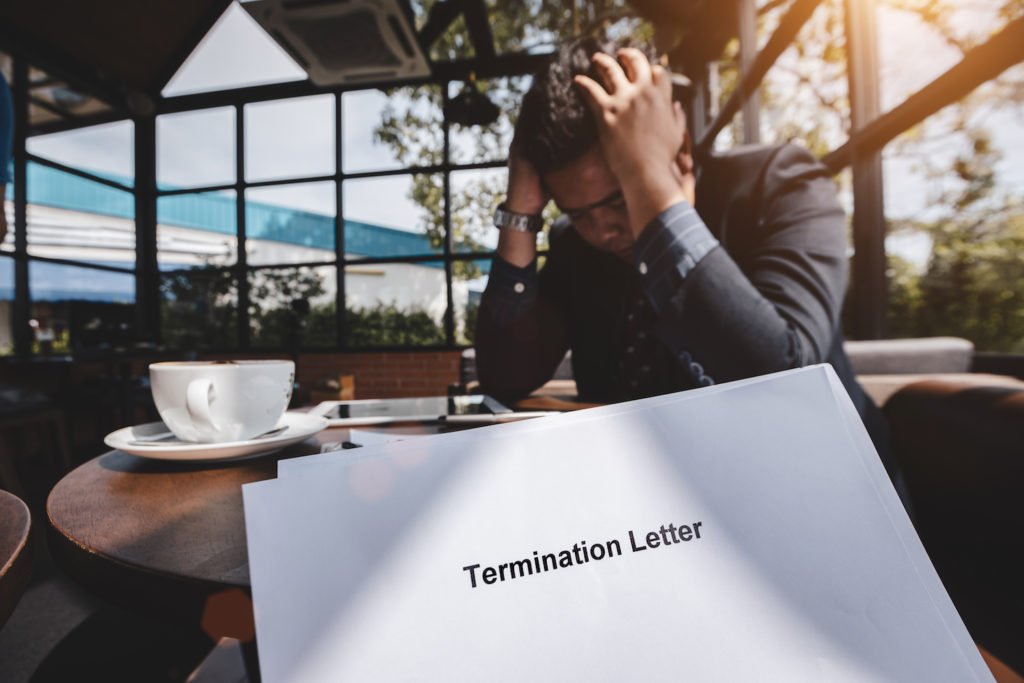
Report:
447,77,525,165
246,182,336,265
453,258,491,345
29,261,135,355
342,86,442,172
25,162,136,266
450,167,505,252
249,266,337,349
157,190,238,267
345,262,446,346
245,95,334,182
161,269,238,350
27,120,135,184
343,174,442,256
157,107,235,189
880,70,1024,352
0,256,14,355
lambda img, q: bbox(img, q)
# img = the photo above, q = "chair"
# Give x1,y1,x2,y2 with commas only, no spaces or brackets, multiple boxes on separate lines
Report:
0,386,71,498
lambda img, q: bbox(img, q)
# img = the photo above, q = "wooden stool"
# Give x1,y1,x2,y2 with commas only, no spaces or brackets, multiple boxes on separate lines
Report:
0,489,32,630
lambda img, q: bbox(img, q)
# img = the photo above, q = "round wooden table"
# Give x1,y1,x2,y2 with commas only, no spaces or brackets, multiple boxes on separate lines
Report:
46,424,446,644
0,489,32,630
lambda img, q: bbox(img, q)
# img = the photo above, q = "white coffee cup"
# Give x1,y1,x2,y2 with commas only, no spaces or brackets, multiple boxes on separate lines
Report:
149,360,295,443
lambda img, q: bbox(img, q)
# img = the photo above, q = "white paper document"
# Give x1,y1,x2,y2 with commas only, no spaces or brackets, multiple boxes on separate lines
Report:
244,365,992,682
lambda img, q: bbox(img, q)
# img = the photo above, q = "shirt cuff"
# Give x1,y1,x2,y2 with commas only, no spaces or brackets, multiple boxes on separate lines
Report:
481,255,539,323
633,201,719,315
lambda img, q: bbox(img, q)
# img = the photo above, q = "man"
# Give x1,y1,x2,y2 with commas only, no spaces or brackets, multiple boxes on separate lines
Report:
475,39,892,474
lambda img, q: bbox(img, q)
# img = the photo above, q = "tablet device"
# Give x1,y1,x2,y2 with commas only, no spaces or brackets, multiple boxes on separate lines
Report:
311,395,555,426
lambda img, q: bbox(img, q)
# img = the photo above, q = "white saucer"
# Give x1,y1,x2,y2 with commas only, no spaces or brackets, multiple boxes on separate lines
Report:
104,412,329,462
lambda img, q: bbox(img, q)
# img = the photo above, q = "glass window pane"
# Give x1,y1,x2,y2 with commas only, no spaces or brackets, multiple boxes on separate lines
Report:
0,256,14,356
27,120,134,184
447,77,525,165
157,107,235,190
342,86,442,173
878,2,1009,115
29,261,135,354
343,174,442,257
249,266,337,349
245,95,334,182
26,163,136,267
162,3,306,97
881,66,1024,352
161,268,238,350
450,167,505,252
158,190,238,268
246,182,336,266
758,0,848,153
345,261,446,346
453,257,490,345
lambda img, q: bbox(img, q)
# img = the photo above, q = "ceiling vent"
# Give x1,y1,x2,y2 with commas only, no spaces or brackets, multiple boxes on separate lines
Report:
241,0,430,86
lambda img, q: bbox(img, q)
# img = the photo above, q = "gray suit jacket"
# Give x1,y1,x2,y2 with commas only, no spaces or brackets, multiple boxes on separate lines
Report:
476,143,892,475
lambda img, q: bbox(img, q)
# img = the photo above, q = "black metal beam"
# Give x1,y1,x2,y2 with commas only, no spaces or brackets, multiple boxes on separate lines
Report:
135,116,160,344
697,0,822,158
157,52,552,114
463,0,497,62
26,153,133,192
844,0,886,340
28,95,74,121
823,14,1024,172
235,104,249,350
11,57,32,357
334,93,346,348
441,84,455,346
738,0,762,144
0,25,127,114
418,0,465,52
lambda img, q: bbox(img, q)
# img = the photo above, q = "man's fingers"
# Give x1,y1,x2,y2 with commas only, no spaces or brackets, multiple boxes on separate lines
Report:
573,74,612,113
652,64,673,99
618,48,652,85
591,52,629,94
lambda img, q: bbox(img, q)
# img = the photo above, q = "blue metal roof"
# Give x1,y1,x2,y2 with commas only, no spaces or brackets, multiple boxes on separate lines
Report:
22,163,456,261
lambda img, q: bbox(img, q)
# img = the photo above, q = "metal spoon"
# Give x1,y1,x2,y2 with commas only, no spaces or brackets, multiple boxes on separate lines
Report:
128,425,288,446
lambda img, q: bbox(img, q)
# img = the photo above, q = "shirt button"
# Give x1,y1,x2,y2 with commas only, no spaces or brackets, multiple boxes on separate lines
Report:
626,346,635,355
640,365,651,373
638,262,648,275
636,331,646,340
513,282,525,294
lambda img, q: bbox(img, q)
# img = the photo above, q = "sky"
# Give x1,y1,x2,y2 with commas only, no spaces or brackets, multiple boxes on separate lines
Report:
22,1,1024,269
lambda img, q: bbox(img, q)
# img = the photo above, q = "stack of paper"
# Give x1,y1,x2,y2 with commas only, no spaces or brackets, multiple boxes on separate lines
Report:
243,365,992,682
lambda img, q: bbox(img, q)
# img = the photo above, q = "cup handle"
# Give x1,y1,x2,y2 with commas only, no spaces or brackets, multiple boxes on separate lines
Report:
186,378,220,435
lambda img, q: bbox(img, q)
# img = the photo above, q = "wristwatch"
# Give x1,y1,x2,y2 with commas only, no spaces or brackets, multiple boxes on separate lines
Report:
493,202,544,233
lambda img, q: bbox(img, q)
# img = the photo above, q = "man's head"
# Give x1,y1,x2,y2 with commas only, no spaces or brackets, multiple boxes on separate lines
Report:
514,38,693,258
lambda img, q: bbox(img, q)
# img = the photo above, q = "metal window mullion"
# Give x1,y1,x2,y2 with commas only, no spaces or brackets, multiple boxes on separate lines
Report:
135,115,160,344
441,83,455,347
235,104,249,350
12,57,31,357
739,0,762,144
335,92,346,349
845,0,886,340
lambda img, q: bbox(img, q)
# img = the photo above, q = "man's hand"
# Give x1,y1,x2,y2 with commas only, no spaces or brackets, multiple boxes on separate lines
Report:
574,48,689,237
497,141,549,268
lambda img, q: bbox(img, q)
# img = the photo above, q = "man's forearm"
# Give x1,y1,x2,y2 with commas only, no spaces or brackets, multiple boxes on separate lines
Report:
495,228,536,268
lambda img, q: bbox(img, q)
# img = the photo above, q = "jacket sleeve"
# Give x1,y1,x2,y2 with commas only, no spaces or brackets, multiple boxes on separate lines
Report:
636,144,849,384
474,249,571,403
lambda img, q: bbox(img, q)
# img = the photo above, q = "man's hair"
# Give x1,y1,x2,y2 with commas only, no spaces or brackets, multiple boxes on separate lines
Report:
514,36,656,175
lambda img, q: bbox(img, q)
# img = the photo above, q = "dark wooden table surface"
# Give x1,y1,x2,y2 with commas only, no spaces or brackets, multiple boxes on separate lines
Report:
46,423,453,644
0,488,32,629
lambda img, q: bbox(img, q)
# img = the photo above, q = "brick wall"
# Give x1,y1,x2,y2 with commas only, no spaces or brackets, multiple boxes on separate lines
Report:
201,350,464,399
